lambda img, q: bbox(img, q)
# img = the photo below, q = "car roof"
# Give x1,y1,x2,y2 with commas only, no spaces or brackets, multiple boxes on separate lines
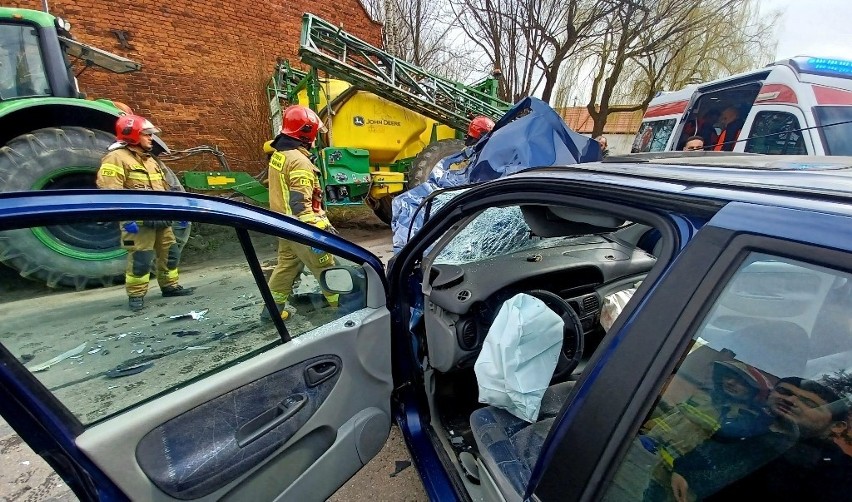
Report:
522,153,852,201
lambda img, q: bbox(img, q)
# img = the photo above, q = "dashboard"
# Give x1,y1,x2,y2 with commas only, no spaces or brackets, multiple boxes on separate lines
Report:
422,235,657,372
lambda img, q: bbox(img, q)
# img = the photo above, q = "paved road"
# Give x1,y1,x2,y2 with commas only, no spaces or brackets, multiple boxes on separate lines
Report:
0,226,427,501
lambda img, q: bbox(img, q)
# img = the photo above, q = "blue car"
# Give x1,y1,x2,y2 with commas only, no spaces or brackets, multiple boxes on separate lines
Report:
2,154,852,501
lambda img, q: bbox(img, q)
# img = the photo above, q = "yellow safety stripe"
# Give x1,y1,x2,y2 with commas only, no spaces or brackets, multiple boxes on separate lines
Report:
158,269,179,280
271,291,289,304
323,293,339,307
99,163,124,177
127,172,164,181
277,172,293,216
125,273,151,284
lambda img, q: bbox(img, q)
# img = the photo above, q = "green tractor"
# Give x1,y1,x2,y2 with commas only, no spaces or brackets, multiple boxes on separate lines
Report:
0,7,188,289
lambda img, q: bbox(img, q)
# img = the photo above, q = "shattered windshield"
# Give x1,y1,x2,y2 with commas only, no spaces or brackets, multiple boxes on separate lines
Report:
0,23,50,99
433,206,598,265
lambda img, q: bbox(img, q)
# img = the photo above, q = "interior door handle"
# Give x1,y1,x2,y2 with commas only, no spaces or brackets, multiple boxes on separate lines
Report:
236,393,307,448
305,359,339,387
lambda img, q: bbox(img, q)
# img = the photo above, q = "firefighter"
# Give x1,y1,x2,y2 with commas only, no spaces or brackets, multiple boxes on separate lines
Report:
465,116,495,146
96,114,194,311
261,105,340,322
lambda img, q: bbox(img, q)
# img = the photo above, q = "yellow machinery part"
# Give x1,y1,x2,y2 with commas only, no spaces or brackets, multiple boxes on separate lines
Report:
297,81,456,166
369,171,406,198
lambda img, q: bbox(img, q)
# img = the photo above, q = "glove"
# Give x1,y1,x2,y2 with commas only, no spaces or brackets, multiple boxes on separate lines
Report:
174,221,189,229
122,221,139,234
142,220,173,229
325,224,340,236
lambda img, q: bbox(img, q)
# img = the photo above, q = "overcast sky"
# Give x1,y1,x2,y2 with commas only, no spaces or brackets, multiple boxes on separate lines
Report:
760,0,852,59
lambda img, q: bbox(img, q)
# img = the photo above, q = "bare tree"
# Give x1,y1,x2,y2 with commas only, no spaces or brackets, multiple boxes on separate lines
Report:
573,0,777,137
362,0,480,81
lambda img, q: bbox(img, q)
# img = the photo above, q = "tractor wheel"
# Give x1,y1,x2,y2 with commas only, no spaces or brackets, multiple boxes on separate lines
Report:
369,138,465,225
0,127,190,289
372,196,394,226
407,138,465,190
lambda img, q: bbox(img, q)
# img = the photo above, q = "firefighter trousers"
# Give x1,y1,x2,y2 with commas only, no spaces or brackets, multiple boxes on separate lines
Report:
268,239,338,306
122,225,180,298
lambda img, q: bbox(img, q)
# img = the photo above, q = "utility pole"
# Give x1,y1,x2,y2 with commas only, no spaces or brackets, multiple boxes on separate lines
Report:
42,0,49,12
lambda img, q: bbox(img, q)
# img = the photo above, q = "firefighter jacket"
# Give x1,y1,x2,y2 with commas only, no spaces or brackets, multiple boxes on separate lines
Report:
96,146,170,191
267,146,332,230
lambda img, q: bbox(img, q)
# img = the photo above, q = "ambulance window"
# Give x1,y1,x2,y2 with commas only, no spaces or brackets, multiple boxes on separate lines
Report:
813,106,852,156
631,119,676,153
744,111,807,155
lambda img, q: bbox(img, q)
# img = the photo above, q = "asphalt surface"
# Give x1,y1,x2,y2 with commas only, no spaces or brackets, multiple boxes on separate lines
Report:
0,226,427,502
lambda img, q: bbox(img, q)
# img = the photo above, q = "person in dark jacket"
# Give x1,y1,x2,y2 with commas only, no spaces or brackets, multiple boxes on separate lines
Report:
669,377,851,502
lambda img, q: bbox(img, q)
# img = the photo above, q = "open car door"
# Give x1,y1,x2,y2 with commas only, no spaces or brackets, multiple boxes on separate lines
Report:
0,191,392,501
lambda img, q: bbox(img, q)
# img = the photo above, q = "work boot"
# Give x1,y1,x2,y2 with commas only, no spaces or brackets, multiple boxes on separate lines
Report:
260,303,290,323
129,296,145,311
161,285,195,297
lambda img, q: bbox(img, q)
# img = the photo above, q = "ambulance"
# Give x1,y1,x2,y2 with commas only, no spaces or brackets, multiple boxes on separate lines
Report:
631,56,852,155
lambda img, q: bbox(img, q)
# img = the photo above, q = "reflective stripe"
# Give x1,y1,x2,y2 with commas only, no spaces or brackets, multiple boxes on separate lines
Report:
126,273,150,284
127,172,164,181
271,291,289,304
99,163,124,177
323,293,339,307
159,268,179,281
278,172,292,216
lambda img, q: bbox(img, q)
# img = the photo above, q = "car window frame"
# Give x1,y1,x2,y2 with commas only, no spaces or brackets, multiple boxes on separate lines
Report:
532,205,852,501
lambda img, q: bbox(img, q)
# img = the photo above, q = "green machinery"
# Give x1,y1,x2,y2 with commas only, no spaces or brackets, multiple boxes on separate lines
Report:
0,7,196,289
183,13,510,223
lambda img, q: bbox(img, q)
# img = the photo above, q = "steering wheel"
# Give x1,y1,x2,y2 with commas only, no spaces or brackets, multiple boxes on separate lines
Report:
524,289,584,380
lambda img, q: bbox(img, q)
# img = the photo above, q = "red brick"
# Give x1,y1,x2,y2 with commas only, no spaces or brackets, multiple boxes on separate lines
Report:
9,1,381,171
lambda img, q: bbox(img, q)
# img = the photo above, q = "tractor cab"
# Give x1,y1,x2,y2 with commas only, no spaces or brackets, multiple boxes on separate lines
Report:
0,18,51,99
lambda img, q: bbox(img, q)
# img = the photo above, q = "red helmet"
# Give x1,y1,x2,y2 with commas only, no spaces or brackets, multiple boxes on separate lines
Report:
281,105,326,144
467,116,495,140
115,114,160,145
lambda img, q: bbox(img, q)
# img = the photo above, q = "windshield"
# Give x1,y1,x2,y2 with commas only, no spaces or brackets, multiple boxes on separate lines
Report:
433,205,602,265
813,106,852,155
0,23,50,100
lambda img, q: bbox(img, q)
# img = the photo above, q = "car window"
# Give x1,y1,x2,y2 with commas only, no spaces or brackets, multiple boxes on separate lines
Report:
813,106,852,155
745,111,807,155
632,119,676,153
605,252,852,501
0,218,366,426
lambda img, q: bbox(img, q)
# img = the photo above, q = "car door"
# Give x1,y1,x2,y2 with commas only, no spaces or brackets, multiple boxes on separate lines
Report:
528,199,852,501
0,190,393,501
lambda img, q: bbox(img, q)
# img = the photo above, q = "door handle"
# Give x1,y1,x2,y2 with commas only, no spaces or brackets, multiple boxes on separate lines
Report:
305,359,339,387
236,393,307,448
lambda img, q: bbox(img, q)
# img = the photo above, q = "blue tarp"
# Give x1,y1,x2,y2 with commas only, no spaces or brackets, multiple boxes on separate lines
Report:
391,97,600,253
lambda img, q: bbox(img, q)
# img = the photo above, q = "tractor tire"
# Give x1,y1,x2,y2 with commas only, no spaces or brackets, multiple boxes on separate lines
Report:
0,127,191,289
369,138,465,225
407,138,465,190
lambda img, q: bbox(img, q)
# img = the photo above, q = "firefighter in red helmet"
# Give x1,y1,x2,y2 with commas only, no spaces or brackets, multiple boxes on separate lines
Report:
465,116,495,145
96,114,194,311
261,105,340,322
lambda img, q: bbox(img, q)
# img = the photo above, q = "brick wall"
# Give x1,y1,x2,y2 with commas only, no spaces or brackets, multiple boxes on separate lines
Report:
9,1,381,173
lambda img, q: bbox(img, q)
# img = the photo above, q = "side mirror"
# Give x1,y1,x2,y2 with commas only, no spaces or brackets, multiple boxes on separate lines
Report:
320,267,355,294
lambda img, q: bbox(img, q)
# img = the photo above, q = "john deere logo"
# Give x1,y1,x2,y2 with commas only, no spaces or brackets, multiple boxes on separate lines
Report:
353,116,365,126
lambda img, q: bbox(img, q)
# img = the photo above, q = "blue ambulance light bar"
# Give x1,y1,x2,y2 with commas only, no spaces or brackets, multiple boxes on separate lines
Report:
789,57,852,79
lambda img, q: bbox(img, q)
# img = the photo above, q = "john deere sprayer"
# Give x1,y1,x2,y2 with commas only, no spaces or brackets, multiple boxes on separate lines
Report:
0,7,189,289
183,13,510,224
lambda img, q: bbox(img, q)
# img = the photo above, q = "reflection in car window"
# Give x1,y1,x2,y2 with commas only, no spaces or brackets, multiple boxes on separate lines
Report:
606,253,852,501
0,220,366,425
433,206,596,265
745,111,807,155
631,119,676,153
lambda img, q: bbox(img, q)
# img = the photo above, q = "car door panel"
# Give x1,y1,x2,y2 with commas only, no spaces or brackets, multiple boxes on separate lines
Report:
0,193,392,501
75,308,392,501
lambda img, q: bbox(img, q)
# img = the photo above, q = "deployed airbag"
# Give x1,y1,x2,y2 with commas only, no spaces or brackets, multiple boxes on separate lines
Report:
475,293,564,422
